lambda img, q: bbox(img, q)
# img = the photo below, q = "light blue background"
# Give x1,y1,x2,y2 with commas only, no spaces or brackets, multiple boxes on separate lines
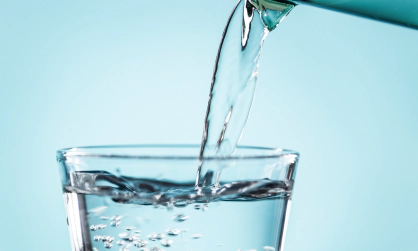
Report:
1,0,417,250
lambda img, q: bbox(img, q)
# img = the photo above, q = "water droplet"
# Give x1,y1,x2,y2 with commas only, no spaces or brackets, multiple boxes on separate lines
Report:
263,246,275,251
172,214,189,222
90,225,99,231
165,228,181,236
94,235,102,241
104,241,113,248
126,226,135,231
160,239,173,247
191,234,202,239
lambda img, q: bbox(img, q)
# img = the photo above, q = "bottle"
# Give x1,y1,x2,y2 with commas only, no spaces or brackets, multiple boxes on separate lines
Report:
257,0,418,29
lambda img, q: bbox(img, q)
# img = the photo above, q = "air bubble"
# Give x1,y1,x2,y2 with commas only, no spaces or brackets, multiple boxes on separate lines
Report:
203,203,209,210
94,235,102,241
165,228,181,236
147,233,164,241
126,226,135,231
151,247,163,251
116,240,125,246
174,200,187,207
104,241,113,248
110,221,121,227
134,239,148,247
110,215,123,221
119,232,131,239
102,236,114,243
101,216,110,220
93,248,99,251
88,206,108,215
160,239,173,247
129,235,140,242
263,246,275,251
172,214,189,222
90,225,99,231
120,243,132,250
191,234,202,239
97,224,107,229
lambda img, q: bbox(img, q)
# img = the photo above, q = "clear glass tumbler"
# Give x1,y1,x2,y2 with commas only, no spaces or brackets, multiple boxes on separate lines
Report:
56,145,299,251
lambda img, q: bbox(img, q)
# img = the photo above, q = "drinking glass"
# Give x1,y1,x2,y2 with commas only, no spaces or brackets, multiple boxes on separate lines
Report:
57,145,299,251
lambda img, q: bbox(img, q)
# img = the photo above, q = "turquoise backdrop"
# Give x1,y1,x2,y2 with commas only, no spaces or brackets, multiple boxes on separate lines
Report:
0,0,417,250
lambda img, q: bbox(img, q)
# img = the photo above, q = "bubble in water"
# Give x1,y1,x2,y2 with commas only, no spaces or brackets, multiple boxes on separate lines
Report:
129,234,140,242
104,241,113,248
88,206,108,216
134,230,142,234
160,239,173,247
97,224,107,229
94,235,102,241
174,200,187,208
126,226,136,231
191,234,202,239
263,246,275,251
165,228,181,236
110,215,123,221
147,233,164,241
116,240,125,246
172,214,189,222
119,232,131,239
151,247,163,251
111,220,121,227
90,225,99,231
120,243,132,250
203,203,209,211
102,236,114,243
134,239,148,247
93,248,99,251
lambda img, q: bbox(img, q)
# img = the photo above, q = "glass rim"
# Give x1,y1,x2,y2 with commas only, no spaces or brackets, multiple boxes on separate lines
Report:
56,144,299,160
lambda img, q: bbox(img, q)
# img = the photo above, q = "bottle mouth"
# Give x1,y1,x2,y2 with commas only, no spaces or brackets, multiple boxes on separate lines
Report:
56,144,299,161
